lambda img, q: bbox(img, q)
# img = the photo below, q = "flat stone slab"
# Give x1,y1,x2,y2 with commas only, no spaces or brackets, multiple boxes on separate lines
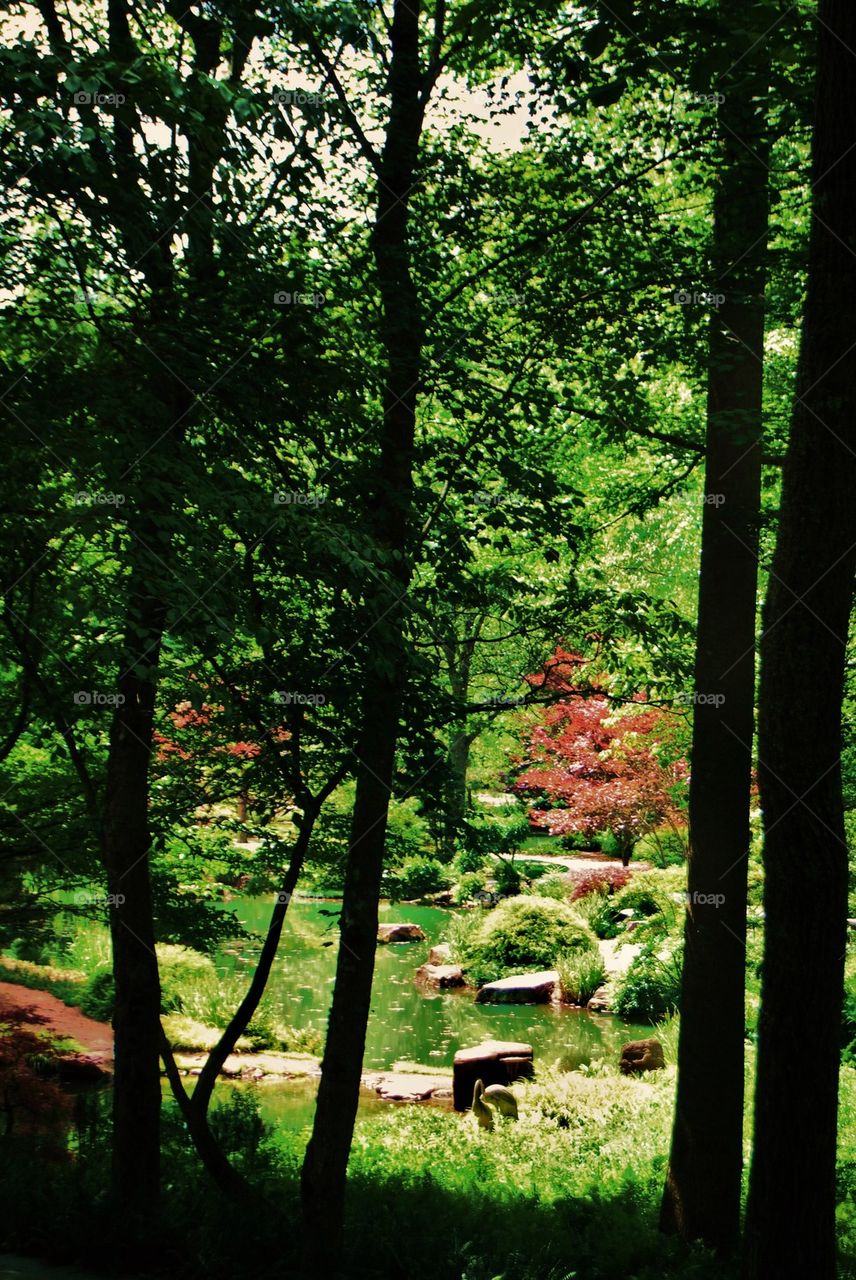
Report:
475,970,559,1004
452,1039,534,1110
378,922,426,943
372,1071,452,1101
415,962,465,989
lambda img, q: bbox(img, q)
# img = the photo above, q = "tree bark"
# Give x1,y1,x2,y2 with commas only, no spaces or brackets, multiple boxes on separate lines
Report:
743,4,856,1275
660,2,770,1252
103,590,165,1218
299,4,424,1273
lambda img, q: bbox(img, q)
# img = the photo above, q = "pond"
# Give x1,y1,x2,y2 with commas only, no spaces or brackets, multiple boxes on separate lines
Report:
217,897,653,1082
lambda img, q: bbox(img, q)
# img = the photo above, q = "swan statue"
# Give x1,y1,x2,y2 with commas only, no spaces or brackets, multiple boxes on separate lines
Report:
471,1078,494,1130
484,1083,518,1119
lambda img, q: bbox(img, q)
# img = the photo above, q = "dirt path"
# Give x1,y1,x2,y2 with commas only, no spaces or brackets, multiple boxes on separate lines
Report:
0,982,113,1064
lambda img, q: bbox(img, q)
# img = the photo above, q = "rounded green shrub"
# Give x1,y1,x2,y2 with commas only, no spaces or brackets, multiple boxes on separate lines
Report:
462,895,597,985
387,854,452,901
157,943,218,1013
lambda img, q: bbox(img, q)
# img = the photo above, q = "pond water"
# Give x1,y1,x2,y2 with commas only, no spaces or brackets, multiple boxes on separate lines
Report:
217,897,653,1079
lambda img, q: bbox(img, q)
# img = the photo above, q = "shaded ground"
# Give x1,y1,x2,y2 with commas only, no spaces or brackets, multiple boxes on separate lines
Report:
0,1258,103,1280
0,983,113,1065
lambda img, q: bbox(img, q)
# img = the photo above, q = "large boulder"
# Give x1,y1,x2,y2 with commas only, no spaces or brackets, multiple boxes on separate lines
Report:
619,1037,665,1075
377,922,426,944
475,970,559,1005
415,963,465,990
453,1039,534,1111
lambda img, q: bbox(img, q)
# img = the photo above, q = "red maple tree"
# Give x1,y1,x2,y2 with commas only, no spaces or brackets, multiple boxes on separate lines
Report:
513,650,688,865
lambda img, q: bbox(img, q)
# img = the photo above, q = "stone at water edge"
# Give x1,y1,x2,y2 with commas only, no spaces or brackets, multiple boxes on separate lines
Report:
377,922,426,943
452,1039,534,1111
619,1037,665,1075
415,962,465,989
475,970,559,1005
374,1071,453,1102
428,942,453,964
587,985,612,1012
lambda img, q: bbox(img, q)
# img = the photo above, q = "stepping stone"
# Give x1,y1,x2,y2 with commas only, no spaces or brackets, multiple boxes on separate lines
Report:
374,1071,452,1101
619,1037,665,1075
428,943,453,964
475,970,559,1004
452,1039,534,1111
415,963,465,989
377,923,426,943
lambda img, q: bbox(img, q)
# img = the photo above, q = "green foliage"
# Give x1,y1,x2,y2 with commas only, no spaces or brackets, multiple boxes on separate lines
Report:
614,939,684,1022
80,967,115,1022
457,895,597,986
385,855,452,902
451,871,489,905
636,824,689,868
556,949,607,1005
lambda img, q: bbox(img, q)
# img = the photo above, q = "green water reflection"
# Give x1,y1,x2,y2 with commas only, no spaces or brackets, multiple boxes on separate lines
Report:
218,898,653,1074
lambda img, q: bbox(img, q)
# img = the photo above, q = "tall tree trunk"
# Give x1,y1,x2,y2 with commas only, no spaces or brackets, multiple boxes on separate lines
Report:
743,5,856,1275
103,588,165,1218
300,4,424,1273
660,3,769,1252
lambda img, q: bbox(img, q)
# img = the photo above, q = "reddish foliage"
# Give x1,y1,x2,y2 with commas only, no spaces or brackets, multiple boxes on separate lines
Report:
0,1008,71,1137
516,651,688,858
569,866,633,901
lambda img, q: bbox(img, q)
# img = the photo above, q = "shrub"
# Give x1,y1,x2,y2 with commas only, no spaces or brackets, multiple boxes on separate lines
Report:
614,941,683,1021
158,944,218,1013
637,825,688,868
79,967,115,1021
556,949,606,1005
386,855,451,901
536,872,571,901
569,867,633,902
460,895,597,986
572,888,622,940
493,858,522,897
450,871,488,905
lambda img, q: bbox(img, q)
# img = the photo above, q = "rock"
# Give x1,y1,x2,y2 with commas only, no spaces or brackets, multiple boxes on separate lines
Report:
475,970,559,1005
415,963,465,989
619,1037,665,1075
428,943,453,964
375,1071,452,1102
587,985,612,1012
377,922,426,944
453,1039,534,1111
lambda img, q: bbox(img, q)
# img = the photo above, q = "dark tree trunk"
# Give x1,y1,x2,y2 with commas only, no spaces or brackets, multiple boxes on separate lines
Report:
743,5,856,1275
103,590,165,1218
300,3,424,1273
661,3,769,1252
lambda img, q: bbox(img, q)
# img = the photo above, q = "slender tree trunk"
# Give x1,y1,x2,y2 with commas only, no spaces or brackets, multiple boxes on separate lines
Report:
743,5,856,1275
661,4,769,1252
103,589,165,1218
300,4,424,1273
